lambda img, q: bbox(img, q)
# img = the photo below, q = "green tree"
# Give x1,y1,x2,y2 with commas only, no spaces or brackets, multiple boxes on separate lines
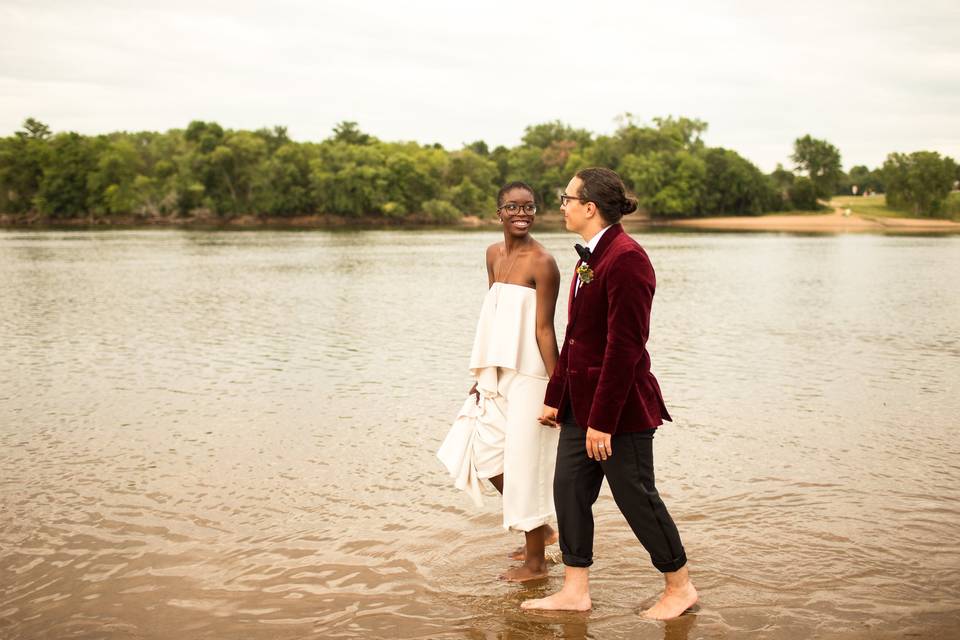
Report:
0,119,52,213
848,165,871,194
883,151,958,217
17,118,52,141
88,136,143,215
770,163,795,191
36,132,101,217
699,147,771,215
381,143,446,216
445,149,498,214
331,121,374,146
791,135,842,200
254,126,291,155
616,115,706,156
310,142,389,216
621,150,706,217
844,165,884,195
521,121,591,149
788,177,819,210
254,142,316,215
465,140,489,156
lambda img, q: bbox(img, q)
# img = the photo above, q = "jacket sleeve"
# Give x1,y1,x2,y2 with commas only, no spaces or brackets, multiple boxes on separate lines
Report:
544,335,569,407
587,250,654,433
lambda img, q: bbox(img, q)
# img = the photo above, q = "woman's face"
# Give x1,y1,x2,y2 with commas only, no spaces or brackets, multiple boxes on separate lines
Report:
498,187,537,237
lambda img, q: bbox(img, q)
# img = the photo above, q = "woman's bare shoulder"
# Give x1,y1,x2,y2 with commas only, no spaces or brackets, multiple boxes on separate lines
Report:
530,241,558,266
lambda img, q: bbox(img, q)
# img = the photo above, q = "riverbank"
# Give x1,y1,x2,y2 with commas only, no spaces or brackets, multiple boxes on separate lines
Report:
659,211,960,233
659,198,960,233
4,204,959,234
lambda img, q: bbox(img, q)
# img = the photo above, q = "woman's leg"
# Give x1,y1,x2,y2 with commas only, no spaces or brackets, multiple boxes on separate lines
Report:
499,373,558,581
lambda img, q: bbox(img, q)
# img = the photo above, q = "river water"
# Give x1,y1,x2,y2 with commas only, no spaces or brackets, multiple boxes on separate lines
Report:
1,228,958,639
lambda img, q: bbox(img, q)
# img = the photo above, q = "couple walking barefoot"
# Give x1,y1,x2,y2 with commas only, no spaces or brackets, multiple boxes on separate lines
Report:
438,168,698,619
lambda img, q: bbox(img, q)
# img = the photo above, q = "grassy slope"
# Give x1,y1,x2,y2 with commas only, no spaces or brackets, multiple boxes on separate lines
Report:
832,194,960,221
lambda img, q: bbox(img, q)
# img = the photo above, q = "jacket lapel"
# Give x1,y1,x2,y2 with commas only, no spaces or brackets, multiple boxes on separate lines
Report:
567,224,623,328
567,260,580,320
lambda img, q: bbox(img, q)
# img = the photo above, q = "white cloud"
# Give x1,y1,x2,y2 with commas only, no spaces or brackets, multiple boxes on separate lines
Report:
1,0,958,171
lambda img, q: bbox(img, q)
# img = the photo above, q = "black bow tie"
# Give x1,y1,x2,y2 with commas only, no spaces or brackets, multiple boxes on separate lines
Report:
575,244,592,262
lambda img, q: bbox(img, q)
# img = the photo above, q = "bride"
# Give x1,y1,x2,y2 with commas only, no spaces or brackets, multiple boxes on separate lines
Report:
438,181,562,581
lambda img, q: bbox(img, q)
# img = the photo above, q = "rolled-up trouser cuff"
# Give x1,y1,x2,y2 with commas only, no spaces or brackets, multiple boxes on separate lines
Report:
653,552,687,573
562,553,593,568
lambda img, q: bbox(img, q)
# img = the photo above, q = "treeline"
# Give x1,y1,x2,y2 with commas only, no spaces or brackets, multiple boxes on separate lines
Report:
1,116,957,223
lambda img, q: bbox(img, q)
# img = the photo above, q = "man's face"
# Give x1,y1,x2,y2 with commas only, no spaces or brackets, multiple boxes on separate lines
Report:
561,176,587,234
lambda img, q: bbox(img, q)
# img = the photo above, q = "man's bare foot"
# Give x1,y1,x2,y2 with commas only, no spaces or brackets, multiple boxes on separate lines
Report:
642,580,698,620
500,563,548,582
509,526,559,560
521,588,591,611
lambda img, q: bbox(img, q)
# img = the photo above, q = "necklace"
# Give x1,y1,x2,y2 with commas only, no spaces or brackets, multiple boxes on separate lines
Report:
495,245,524,283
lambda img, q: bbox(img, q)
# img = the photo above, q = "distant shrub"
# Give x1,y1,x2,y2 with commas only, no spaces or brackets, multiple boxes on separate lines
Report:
944,192,960,221
381,201,408,219
788,177,819,210
883,151,958,217
421,199,461,223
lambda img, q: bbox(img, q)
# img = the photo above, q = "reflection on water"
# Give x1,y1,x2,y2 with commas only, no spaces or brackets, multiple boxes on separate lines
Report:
1,229,959,639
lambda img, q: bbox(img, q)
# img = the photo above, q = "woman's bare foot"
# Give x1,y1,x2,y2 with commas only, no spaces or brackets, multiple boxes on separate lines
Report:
500,562,549,582
509,525,558,560
642,580,698,620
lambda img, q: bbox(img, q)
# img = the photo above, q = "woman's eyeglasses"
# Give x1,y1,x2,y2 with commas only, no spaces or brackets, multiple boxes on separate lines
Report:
559,194,583,206
498,203,537,214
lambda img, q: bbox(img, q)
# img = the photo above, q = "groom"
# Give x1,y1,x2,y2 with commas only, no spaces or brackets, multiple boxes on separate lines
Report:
522,168,698,620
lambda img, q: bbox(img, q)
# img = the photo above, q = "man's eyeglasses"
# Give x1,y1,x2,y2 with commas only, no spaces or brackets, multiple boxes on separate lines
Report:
559,194,583,206
499,203,537,215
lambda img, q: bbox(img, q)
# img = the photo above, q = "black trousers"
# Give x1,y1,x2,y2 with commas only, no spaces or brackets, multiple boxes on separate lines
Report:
554,416,687,572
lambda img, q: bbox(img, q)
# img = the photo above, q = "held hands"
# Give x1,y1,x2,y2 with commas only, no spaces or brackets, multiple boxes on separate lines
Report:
469,382,479,404
539,405,559,428
585,427,612,461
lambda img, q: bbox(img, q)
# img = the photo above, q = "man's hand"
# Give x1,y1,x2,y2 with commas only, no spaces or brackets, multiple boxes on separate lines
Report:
468,382,479,404
585,427,612,461
539,405,559,428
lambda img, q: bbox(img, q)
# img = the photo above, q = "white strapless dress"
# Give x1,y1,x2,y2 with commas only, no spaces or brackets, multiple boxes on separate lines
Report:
437,283,559,532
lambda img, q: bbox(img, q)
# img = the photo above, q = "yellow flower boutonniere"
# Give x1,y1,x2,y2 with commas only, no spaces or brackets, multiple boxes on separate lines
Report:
577,263,594,284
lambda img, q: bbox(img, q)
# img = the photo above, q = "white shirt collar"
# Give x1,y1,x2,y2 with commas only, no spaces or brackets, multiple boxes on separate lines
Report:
585,225,613,254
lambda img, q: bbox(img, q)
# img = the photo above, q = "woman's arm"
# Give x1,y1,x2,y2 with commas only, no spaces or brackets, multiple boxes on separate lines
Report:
485,243,499,288
533,252,561,377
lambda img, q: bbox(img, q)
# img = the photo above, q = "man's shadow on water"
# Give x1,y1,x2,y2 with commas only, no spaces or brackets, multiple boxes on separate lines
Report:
490,608,698,640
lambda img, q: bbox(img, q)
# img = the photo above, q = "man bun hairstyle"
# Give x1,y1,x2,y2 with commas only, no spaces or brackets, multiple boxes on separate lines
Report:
575,167,638,224
497,181,536,208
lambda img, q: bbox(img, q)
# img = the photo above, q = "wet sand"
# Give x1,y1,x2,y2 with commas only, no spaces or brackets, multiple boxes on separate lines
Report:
656,207,960,234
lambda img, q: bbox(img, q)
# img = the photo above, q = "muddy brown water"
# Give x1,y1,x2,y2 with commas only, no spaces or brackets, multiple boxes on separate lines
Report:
2,229,958,639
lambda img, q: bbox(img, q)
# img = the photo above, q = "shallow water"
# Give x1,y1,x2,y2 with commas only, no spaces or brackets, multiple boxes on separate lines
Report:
1,229,958,639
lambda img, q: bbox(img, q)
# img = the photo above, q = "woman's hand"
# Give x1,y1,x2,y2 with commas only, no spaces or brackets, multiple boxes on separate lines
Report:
539,405,559,428
585,427,612,461
468,382,479,404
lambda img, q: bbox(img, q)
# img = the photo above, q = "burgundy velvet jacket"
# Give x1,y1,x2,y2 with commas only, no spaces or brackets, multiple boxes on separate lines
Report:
544,224,672,434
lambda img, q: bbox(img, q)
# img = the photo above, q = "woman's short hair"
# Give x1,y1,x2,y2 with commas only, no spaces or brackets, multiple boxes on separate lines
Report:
497,181,536,208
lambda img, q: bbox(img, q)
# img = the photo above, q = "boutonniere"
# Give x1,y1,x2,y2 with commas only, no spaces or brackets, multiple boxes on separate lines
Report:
577,262,594,284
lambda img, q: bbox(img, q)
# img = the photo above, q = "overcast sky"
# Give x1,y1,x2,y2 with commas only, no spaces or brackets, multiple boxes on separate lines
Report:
2,0,958,171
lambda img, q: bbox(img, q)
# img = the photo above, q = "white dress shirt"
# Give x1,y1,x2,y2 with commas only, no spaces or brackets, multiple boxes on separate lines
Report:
574,225,612,297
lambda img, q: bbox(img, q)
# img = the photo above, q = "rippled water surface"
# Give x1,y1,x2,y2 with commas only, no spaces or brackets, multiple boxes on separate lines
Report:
1,229,959,639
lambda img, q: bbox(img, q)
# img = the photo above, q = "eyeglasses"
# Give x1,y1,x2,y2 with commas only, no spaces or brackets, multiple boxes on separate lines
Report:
498,203,537,215
559,194,583,206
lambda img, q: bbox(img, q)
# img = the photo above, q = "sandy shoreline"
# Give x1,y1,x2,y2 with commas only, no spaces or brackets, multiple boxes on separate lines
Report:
658,210,960,233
